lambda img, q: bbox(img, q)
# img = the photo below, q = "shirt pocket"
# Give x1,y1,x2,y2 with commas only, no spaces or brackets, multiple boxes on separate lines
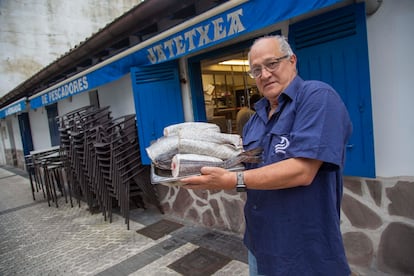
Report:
242,130,262,151
266,127,292,163
242,131,263,169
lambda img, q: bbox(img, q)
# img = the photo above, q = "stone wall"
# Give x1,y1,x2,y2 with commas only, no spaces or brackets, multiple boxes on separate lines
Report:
156,176,414,275
342,177,414,275
157,186,246,235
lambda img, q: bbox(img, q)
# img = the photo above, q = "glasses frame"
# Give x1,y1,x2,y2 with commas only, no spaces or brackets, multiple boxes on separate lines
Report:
248,55,290,78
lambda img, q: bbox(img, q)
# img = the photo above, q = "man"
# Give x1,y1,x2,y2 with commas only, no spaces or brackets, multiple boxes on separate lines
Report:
236,93,262,136
182,35,352,275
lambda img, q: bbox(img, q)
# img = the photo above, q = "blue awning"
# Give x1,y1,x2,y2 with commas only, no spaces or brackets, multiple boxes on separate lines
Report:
0,98,27,119
30,0,343,109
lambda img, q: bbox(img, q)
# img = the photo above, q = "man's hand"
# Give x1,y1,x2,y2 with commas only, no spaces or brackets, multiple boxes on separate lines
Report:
180,167,236,190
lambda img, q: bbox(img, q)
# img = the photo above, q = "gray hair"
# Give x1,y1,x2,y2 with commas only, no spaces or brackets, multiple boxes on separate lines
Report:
248,35,294,63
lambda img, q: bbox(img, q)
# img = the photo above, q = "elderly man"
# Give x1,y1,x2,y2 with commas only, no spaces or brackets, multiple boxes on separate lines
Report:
182,35,352,275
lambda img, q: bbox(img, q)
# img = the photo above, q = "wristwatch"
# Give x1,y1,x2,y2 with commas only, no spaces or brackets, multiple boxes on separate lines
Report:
236,171,246,192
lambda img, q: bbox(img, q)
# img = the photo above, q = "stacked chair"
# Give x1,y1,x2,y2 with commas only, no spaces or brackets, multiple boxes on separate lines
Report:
26,146,70,208
57,105,96,207
57,106,163,229
41,149,72,208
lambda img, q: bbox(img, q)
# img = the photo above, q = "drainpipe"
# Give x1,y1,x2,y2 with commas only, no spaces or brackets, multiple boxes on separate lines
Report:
179,57,194,122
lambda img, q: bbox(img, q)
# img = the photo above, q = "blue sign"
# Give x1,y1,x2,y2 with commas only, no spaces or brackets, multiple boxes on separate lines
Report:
0,99,27,119
29,0,342,109
145,8,246,64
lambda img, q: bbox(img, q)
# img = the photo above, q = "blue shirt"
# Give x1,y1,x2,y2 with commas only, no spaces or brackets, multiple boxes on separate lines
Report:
242,76,352,275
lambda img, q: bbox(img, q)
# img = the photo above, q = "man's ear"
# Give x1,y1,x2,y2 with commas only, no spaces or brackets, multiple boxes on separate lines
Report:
290,54,297,64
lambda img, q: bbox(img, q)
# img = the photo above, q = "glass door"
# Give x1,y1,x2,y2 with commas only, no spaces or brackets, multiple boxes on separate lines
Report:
200,51,258,133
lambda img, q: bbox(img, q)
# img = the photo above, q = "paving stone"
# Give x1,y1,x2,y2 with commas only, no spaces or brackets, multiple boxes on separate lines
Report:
0,167,248,276
167,247,232,276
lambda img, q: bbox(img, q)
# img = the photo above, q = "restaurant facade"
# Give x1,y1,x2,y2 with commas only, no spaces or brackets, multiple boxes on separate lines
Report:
1,0,413,274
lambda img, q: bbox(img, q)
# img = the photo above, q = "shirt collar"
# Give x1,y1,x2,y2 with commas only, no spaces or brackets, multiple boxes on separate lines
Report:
280,75,303,102
255,75,302,111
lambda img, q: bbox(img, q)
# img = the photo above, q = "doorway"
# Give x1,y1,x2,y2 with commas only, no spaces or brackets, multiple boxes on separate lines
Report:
46,103,60,146
200,51,257,133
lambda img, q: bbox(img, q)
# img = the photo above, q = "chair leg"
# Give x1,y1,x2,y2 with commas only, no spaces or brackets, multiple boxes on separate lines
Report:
108,196,113,223
43,168,52,207
55,168,67,203
45,167,59,208
35,166,47,200
65,169,74,208
28,169,36,201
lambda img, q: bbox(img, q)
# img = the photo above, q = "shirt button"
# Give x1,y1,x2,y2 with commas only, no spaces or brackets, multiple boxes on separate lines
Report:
253,205,257,210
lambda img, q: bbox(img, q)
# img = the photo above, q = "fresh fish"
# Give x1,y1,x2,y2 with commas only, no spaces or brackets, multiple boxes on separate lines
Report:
178,129,242,148
146,130,241,168
178,138,242,160
147,122,247,171
163,122,220,136
171,154,223,177
171,148,262,177
222,147,262,168
146,135,179,169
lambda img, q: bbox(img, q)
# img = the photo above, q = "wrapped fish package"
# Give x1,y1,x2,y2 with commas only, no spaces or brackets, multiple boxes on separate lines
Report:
147,122,261,185
163,122,220,136
171,154,224,178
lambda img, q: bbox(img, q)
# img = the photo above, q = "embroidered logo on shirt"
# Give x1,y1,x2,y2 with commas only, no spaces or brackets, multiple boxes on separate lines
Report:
274,136,290,154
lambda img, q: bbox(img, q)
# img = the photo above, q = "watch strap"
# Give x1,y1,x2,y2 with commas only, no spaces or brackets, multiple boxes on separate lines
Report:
236,171,246,192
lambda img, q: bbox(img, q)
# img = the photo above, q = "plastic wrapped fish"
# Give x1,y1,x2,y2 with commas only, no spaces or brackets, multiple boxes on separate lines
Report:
171,148,263,178
147,122,259,182
171,154,223,177
178,128,242,148
178,138,241,160
146,135,179,170
147,122,241,168
163,122,220,136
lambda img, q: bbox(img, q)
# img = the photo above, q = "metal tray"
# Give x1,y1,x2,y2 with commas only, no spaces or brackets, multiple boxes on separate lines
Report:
150,163,245,185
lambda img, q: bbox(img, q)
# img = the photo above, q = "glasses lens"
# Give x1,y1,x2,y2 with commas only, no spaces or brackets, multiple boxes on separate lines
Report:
251,68,261,78
248,55,289,78
266,60,281,70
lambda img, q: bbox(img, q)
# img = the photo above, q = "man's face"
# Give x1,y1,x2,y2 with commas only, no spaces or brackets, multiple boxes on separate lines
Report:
249,38,297,102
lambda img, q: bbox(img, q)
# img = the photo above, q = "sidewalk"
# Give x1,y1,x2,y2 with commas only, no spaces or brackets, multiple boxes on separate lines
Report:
0,166,248,276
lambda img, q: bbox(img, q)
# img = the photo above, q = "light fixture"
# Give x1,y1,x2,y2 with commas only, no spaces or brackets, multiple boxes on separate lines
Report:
219,59,249,66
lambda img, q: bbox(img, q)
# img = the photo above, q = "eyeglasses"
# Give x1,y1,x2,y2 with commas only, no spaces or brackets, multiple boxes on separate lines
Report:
248,55,290,78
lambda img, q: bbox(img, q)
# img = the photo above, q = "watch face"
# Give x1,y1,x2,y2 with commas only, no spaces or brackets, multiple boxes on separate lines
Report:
236,172,246,192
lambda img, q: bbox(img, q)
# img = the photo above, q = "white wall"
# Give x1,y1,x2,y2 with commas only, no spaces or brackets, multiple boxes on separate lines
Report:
0,0,143,97
28,107,51,150
367,0,414,177
98,73,136,119
0,121,6,164
0,122,6,164
58,91,91,117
